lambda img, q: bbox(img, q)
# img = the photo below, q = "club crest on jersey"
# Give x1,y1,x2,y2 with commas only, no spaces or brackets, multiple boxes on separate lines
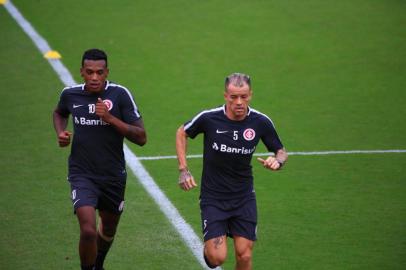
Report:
243,128,256,141
103,99,113,111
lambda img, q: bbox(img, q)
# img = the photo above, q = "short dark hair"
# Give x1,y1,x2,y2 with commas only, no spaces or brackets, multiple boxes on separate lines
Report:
225,72,251,90
81,48,108,67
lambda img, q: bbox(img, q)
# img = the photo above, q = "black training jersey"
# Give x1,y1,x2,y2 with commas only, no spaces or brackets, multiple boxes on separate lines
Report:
184,105,283,200
57,81,141,179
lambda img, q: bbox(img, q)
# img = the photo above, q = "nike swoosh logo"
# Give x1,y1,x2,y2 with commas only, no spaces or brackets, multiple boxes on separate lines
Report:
216,129,228,134
73,104,84,108
73,199,81,206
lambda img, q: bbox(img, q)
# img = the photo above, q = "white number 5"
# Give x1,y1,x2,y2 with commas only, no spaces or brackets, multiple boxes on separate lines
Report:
233,131,238,140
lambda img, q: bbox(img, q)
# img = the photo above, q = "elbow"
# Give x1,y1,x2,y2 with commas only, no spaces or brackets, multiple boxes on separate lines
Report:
138,137,147,146
137,132,147,146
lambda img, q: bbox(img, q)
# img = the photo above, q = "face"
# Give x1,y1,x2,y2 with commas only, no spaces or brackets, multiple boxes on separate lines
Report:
80,59,109,93
224,82,252,120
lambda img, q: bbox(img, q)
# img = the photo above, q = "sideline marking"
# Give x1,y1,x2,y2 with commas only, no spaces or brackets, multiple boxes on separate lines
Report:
3,1,75,86
3,1,215,269
124,145,209,267
137,149,406,160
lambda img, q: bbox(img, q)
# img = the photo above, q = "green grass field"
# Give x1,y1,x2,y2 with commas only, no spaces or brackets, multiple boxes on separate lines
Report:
1,0,406,269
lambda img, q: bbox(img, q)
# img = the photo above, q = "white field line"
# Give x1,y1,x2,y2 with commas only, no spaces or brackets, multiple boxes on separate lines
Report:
124,145,215,269
137,149,406,160
3,1,215,269
3,1,75,86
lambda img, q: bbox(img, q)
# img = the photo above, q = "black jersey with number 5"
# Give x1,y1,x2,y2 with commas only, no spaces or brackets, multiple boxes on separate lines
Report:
184,105,283,200
57,81,141,179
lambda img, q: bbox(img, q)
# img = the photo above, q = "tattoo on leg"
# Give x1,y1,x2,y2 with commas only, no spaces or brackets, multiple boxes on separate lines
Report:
213,237,224,249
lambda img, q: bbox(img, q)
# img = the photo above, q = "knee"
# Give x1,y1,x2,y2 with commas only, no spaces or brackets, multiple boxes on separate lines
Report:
80,225,97,242
100,225,116,238
236,250,252,265
205,249,227,266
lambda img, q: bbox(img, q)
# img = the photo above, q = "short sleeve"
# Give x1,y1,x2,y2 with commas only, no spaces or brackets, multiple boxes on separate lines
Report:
57,90,71,117
183,111,207,139
119,90,142,124
261,117,284,153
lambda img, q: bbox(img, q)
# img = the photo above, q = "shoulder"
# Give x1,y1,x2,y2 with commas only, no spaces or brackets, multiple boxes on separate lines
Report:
106,81,138,103
184,105,224,129
60,83,85,94
106,81,132,96
248,107,276,127
191,105,224,121
59,84,85,100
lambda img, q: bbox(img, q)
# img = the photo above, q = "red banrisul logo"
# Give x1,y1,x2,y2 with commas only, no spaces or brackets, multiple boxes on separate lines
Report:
243,128,255,141
103,99,113,111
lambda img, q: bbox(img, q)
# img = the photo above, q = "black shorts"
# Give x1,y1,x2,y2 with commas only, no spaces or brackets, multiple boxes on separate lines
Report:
68,175,126,214
200,197,257,242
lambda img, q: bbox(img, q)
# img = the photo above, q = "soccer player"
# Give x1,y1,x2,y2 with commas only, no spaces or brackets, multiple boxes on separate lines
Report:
53,48,147,270
176,73,287,270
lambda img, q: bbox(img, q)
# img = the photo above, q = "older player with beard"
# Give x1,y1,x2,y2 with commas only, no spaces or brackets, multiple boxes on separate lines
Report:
176,73,287,270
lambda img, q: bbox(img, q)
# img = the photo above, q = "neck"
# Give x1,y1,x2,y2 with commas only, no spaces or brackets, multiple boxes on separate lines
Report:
225,106,247,121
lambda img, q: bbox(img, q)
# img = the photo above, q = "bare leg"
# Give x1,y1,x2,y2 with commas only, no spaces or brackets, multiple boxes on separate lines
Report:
76,206,97,267
234,236,254,270
95,210,121,269
204,235,228,268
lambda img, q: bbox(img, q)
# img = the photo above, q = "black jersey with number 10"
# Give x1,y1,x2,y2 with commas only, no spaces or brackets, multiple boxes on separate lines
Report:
57,81,141,179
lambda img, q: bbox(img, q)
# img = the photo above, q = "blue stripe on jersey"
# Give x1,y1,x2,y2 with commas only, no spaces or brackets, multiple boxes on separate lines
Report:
184,106,224,130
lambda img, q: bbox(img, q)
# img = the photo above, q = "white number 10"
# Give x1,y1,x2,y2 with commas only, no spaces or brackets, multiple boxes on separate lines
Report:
88,104,95,114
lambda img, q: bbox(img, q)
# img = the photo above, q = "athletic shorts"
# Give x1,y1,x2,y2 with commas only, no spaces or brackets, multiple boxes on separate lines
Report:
200,197,257,242
68,175,126,214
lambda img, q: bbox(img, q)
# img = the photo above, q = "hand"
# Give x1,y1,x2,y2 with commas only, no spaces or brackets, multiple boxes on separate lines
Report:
58,130,72,147
178,169,197,191
257,156,282,171
96,98,113,122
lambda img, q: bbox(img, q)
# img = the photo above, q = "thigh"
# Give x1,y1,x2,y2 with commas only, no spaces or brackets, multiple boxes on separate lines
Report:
99,210,121,236
76,205,97,230
233,235,254,257
205,235,227,260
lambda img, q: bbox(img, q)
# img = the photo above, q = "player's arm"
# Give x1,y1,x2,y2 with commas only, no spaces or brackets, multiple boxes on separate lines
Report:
176,125,197,191
53,107,72,147
257,148,288,171
95,98,146,146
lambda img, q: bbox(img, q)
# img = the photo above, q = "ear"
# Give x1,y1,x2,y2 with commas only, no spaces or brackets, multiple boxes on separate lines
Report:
80,67,85,78
105,68,110,77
